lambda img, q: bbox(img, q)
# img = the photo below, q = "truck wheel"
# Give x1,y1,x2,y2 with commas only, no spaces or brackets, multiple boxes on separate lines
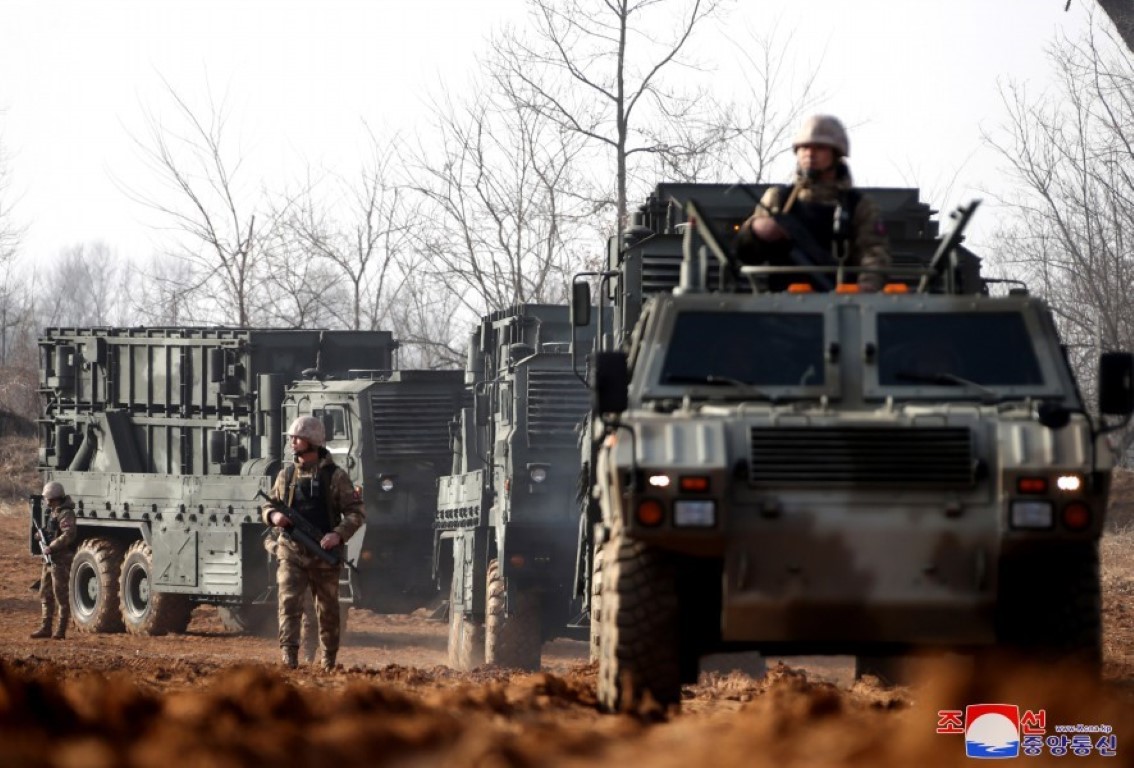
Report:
484,558,541,670
597,535,681,712
119,540,193,636
447,574,484,671
70,538,126,634
217,603,277,637
995,542,1101,674
589,540,605,663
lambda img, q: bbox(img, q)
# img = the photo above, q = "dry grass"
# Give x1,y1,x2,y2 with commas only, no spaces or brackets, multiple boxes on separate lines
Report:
1108,468,1134,532
0,436,38,501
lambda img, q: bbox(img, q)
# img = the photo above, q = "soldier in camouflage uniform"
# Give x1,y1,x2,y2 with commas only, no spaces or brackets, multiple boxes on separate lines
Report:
737,114,891,292
32,481,78,639
262,415,364,671
263,533,319,663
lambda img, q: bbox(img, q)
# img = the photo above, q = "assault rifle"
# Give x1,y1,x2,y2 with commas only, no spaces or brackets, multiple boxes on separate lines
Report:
730,183,839,291
256,490,355,570
31,517,53,566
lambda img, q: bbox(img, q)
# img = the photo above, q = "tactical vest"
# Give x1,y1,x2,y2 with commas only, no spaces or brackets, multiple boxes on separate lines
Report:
781,185,861,256
749,185,862,291
44,510,61,540
285,463,341,536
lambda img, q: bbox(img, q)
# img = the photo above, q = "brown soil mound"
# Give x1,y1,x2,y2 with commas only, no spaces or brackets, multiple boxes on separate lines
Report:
2,500,1132,766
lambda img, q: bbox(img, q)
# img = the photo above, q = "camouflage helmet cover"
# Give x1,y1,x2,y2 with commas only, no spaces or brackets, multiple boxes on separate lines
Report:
287,415,325,447
792,114,850,157
42,481,65,500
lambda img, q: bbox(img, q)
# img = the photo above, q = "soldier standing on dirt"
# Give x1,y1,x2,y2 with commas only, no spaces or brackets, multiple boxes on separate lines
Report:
263,534,319,663
262,415,364,671
736,114,891,292
31,481,78,639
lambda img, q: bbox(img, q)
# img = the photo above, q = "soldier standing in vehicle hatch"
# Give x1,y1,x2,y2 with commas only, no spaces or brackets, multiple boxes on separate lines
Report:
262,415,364,671
32,481,78,639
736,114,890,292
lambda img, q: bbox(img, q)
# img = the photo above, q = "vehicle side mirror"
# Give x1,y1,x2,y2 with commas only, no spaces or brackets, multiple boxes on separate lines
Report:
571,282,591,327
1098,352,1134,416
592,351,629,415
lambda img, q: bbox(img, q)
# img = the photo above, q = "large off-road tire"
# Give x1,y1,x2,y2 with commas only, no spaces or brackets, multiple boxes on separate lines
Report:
484,558,542,670
597,535,681,712
589,540,605,663
447,574,485,671
994,542,1101,675
217,602,277,637
70,537,126,634
119,540,193,636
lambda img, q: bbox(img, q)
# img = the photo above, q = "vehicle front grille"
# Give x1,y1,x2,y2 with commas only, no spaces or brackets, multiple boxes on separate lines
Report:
749,426,974,486
369,390,457,456
526,371,589,447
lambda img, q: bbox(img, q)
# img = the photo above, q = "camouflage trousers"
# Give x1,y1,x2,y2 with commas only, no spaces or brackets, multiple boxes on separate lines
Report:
39,556,73,626
276,554,341,656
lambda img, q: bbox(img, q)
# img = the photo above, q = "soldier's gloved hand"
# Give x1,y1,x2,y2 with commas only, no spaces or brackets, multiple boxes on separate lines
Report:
320,531,343,550
752,216,788,242
269,511,292,528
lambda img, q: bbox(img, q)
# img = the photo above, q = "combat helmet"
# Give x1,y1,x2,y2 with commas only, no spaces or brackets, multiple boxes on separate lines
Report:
42,481,65,501
287,415,326,447
792,115,850,157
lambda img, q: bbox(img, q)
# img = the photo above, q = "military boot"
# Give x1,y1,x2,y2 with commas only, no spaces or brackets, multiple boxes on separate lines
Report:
52,620,67,640
30,619,52,639
319,650,337,672
281,647,299,669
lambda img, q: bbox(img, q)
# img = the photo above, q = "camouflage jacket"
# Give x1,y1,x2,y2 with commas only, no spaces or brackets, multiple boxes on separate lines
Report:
45,497,79,556
261,453,365,561
740,165,891,291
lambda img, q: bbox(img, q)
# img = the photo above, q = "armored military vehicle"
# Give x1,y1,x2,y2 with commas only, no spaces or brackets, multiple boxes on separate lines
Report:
574,184,1132,711
436,304,597,670
34,327,463,636
573,183,983,642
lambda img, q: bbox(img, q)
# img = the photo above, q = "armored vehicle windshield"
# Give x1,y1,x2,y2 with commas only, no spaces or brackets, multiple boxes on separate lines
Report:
637,294,1082,407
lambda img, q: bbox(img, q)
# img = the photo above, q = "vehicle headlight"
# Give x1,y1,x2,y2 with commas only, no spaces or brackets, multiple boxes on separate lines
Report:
379,476,395,493
530,466,548,484
1056,474,1082,492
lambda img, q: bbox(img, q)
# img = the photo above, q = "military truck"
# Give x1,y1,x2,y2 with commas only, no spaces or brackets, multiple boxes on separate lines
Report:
573,184,1133,711
572,183,983,647
436,304,597,670
34,327,464,636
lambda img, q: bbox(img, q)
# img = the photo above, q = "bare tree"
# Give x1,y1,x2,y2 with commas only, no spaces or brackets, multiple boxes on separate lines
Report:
491,0,731,233
123,252,197,326
984,19,1134,422
648,21,825,184
38,242,128,327
410,80,593,317
0,131,30,365
389,269,467,369
125,79,279,327
1088,0,1134,53
273,131,412,331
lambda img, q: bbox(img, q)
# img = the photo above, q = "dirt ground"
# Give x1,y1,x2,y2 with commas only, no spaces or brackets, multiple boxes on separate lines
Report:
1,476,1133,767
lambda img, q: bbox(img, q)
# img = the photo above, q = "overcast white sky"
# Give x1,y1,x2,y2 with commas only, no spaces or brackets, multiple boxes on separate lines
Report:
0,0,1102,270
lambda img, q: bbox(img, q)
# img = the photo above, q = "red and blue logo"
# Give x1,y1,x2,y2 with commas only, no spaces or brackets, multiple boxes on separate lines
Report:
965,704,1021,758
